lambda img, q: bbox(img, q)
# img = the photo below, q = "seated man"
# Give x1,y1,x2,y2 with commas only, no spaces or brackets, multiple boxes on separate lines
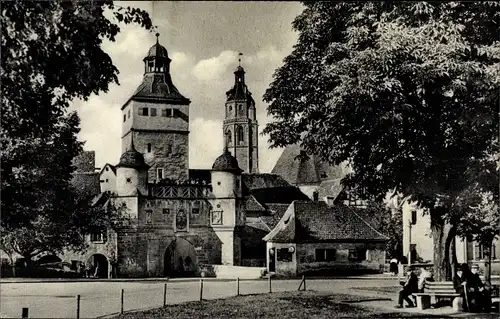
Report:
468,264,491,312
418,267,434,292
395,266,418,308
453,264,470,312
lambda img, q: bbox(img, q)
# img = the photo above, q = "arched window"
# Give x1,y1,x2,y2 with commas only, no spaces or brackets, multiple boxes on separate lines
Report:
236,126,244,145
147,143,152,153
226,130,232,145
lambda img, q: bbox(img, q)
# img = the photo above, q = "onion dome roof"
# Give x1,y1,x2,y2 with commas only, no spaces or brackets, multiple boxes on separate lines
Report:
116,139,149,169
212,148,242,173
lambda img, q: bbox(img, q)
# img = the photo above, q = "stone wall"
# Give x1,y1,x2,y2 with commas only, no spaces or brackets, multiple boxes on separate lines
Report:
122,131,189,182
61,230,118,278
116,225,221,277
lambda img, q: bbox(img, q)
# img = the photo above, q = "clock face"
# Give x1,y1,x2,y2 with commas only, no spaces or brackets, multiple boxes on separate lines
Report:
211,210,223,225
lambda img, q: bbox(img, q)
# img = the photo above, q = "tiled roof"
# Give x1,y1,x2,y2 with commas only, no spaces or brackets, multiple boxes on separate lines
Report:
260,203,290,230
245,195,267,212
130,73,190,105
264,201,389,243
251,187,310,205
317,179,344,200
242,173,291,190
271,144,348,185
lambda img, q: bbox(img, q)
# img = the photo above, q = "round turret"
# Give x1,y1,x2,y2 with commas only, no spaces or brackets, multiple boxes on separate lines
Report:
116,138,149,196
212,149,242,173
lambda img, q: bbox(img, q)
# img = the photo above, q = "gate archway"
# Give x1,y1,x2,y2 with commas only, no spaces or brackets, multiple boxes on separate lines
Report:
88,254,109,278
164,238,198,277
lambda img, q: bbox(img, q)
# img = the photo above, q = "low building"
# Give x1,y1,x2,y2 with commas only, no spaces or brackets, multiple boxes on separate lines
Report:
263,201,388,277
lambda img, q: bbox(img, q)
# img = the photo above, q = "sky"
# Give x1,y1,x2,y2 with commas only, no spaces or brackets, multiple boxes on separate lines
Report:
71,1,304,172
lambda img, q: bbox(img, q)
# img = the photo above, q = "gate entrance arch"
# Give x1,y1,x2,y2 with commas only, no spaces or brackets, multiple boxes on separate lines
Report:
164,238,198,277
87,254,109,278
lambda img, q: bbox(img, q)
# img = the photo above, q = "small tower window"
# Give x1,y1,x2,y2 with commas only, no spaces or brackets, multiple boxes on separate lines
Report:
147,143,152,153
123,114,126,122
148,61,154,72
150,108,157,116
157,168,164,181
140,108,149,116
128,110,131,118
226,130,232,145
237,126,244,145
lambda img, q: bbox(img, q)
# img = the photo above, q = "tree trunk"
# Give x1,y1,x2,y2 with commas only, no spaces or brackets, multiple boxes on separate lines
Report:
484,238,493,286
431,213,455,281
449,236,458,280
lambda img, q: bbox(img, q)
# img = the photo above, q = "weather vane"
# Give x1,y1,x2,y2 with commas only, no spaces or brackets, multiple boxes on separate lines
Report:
155,32,160,43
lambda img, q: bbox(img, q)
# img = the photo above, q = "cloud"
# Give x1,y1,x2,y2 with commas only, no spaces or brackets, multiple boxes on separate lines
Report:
191,51,238,82
74,3,302,173
189,118,223,169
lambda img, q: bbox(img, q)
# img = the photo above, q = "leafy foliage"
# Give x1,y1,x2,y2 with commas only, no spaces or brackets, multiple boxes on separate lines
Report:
352,201,403,260
1,1,152,261
264,2,499,279
264,2,499,209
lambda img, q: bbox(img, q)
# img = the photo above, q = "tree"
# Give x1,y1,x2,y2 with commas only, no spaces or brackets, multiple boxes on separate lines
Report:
1,1,152,264
352,201,403,260
264,2,500,280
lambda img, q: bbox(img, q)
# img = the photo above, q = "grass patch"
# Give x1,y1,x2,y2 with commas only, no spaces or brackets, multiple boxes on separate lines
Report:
114,291,449,318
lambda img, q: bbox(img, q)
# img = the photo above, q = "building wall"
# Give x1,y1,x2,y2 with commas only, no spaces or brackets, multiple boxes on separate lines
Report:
100,166,117,193
402,201,500,275
116,226,221,277
296,242,385,275
122,131,189,182
266,241,385,277
62,229,118,278
266,242,297,276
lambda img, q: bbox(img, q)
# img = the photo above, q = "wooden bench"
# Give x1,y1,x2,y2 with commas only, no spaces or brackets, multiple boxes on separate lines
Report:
413,281,460,310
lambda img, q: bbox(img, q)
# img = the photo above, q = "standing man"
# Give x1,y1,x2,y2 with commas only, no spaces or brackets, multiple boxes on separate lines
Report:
395,266,419,308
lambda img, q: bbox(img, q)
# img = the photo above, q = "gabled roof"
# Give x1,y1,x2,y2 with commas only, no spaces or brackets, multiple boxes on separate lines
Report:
99,164,116,176
271,144,348,185
242,173,291,190
251,187,309,205
263,201,389,243
260,203,290,230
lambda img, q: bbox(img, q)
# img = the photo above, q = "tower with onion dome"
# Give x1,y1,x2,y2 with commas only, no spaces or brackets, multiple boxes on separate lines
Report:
121,33,191,183
209,145,245,265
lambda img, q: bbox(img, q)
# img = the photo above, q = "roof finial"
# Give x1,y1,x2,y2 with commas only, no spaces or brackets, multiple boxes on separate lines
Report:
155,32,160,44
238,52,243,67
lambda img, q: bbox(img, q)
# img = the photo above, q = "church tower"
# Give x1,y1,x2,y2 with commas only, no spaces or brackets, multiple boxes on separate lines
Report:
223,55,259,173
121,33,191,182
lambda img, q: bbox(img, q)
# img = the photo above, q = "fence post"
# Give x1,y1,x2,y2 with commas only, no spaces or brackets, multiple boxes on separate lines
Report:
268,275,272,293
21,308,28,318
163,283,167,307
120,289,124,314
76,295,81,319
236,277,240,296
199,278,204,301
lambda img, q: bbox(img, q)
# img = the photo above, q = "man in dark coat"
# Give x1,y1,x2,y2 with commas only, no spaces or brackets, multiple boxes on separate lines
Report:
395,266,419,308
453,263,470,311
468,264,491,312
